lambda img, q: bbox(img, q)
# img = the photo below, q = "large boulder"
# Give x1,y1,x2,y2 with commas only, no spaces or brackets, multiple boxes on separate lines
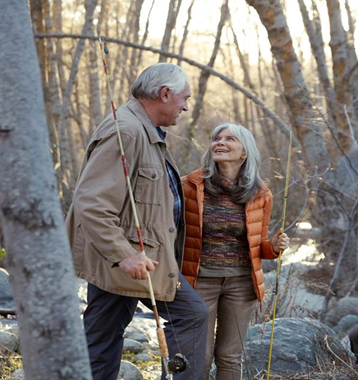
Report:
0,330,18,353
243,317,348,376
118,360,143,380
325,297,358,327
10,369,25,379
0,268,16,315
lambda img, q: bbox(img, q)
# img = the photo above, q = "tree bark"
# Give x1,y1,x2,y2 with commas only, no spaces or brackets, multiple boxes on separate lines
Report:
246,0,329,172
29,0,47,88
326,0,353,153
344,0,358,125
177,0,195,66
43,0,62,169
188,0,230,134
159,0,183,62
0,1,92,379
136,0,155,68
128,0,145,86
88,24,103,135
57,0,98,213
298,0,337,131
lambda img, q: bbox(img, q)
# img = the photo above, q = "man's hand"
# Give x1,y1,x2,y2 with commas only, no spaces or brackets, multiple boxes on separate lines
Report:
119,252,159,280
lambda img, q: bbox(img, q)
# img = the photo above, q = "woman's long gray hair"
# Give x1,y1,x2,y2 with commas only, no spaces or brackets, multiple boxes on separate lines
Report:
201,123,262,202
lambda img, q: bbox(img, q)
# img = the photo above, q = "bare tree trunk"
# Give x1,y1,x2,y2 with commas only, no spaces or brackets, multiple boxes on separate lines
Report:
88,24,103,135
136,0,155,68
35,32,295,144
159,0,183,62
230,22,255,91
115,2,133,106
53,0,66,97
344,0,358,125
298,0,337,130
188,0,229,134
43,0,62,169
0,2,92,379
96,0,108,34
177,0,195,66
73,82,88,150
326,0,353,153
128,0,145,86
246,0,330,172
345,0,356,36
57,0,98,213
29,0,47,88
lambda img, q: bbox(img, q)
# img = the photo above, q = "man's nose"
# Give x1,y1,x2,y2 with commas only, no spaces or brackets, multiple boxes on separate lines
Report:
183,102,189,112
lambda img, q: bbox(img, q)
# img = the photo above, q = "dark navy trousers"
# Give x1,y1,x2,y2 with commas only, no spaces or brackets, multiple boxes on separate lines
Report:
84,273,208,380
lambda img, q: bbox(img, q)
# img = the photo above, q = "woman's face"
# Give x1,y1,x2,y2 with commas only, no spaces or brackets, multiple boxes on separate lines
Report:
210,128,246,164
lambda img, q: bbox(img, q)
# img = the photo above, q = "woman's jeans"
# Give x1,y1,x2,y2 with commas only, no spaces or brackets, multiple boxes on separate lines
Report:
196,275,257,380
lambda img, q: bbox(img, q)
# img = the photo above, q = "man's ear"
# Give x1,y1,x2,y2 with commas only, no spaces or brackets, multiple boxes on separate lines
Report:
160,86,170,103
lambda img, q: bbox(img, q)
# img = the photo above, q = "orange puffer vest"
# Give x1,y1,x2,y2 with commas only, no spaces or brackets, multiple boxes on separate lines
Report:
181,168,278,305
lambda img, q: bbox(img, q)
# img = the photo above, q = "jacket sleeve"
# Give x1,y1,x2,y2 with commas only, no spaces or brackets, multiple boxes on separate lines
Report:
260,190,278,260
73,131,138,264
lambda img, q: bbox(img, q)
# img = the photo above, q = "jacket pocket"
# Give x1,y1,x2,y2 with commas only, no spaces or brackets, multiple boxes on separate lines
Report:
135,167,164,205
127,235,161,260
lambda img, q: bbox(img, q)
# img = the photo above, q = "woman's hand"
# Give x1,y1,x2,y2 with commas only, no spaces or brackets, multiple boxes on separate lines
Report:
271,229,290,254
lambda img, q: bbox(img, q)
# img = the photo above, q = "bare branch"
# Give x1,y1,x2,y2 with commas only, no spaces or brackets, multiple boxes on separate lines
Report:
35,32,298,147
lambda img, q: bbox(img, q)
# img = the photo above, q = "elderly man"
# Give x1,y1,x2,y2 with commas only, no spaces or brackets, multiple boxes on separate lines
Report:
66,63,208,380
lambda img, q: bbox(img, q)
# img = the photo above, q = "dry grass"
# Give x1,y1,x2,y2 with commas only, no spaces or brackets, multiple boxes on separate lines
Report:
0,353,22,380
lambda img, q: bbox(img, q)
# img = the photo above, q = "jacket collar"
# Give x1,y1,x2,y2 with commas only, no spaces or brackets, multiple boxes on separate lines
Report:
126,98,165,145
187,167,270,196
187,168,205,185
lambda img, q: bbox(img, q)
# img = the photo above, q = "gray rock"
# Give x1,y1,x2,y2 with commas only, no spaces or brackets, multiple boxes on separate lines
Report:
243,317,348,376
10,369,25,379
135,353,154,361
117,360,143,380
0,268,16,315
0,330,18,353
123,338,143,351
325,297,358,327
341,334,355,357
334,315,358,337
128,316,158,348
124,326,150,344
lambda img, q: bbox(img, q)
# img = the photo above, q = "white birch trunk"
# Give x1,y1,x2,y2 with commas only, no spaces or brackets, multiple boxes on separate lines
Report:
0,1,92,379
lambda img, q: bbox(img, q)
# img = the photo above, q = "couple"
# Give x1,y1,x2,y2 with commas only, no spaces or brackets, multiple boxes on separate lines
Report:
66,63,290,380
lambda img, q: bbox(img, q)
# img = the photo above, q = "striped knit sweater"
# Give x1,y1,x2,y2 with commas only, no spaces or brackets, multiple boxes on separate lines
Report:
200,177,251,273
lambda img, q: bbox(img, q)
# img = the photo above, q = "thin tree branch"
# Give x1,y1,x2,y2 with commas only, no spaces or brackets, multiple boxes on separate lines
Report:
35,32,299,147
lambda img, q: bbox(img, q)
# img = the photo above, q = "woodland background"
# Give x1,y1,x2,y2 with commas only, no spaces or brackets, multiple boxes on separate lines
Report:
1,0,358,379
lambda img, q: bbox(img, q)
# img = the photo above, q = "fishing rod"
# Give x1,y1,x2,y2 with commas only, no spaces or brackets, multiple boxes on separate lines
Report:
266,129,293,380
97,36,187,379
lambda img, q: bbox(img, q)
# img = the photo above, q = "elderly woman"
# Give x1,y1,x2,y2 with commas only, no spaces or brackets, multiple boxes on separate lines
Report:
181,123,290,379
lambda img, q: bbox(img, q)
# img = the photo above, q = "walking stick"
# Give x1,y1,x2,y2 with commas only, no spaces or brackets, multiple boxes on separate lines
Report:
98,37,187,378
266,129,293,380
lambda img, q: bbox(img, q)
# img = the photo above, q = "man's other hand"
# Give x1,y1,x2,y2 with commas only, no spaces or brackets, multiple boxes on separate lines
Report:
119,253,159,280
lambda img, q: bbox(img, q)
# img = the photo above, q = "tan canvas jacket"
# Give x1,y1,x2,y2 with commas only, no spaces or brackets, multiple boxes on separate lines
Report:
66,98,185,301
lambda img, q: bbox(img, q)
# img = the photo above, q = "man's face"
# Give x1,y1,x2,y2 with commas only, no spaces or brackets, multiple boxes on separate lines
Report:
161,82,191,127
